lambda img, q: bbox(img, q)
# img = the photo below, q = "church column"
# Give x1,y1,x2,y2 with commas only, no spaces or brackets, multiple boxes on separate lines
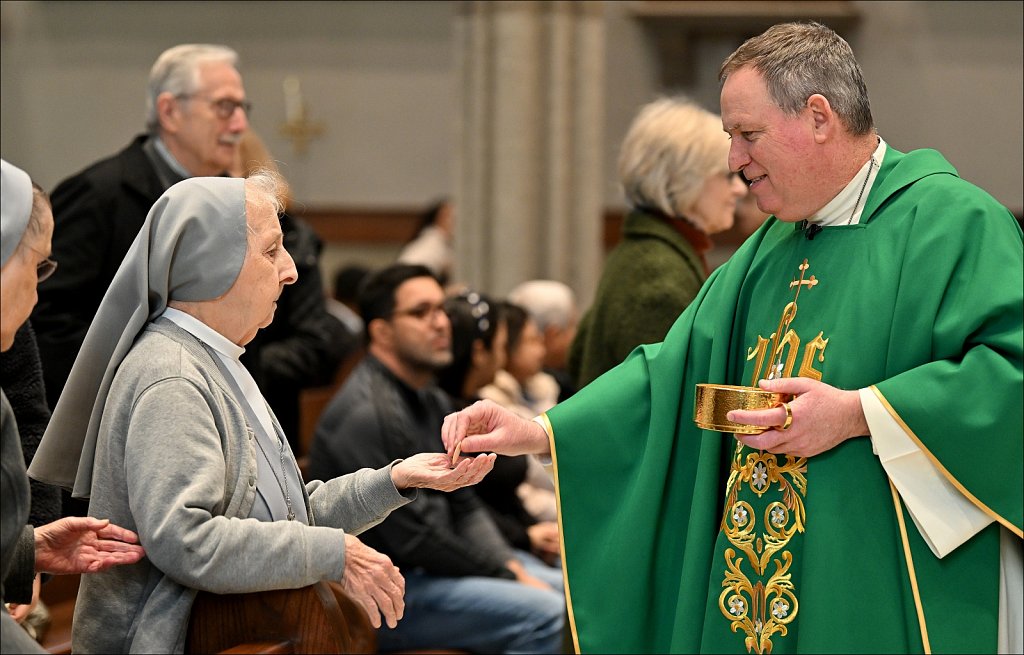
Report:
454,0,605,301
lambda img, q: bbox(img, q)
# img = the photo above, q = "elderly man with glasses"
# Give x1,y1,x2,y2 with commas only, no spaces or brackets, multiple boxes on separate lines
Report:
31,45,349,478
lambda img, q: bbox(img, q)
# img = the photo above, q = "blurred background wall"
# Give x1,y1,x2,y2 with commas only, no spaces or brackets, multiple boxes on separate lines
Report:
2,0,1021,303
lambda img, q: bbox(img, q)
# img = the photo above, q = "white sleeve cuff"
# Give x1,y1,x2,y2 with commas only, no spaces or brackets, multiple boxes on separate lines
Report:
532,415,553,466
861,387,992,558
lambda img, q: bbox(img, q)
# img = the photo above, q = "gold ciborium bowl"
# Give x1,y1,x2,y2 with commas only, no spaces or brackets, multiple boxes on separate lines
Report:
693,383,789,435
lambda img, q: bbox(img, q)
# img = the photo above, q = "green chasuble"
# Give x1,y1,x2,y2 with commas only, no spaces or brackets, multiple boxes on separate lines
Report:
547,146,1023,654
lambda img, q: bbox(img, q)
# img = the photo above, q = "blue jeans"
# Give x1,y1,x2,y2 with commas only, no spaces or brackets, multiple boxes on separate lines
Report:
377,550,566,654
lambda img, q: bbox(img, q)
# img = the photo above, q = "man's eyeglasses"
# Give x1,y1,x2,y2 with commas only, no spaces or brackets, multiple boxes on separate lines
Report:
177,94,253,120
24,244,57,283
391,302,447,322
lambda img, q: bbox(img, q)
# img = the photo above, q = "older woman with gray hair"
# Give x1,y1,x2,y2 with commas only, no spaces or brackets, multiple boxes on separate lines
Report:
29,172,495,653
568,96,748,387
2,159,146,655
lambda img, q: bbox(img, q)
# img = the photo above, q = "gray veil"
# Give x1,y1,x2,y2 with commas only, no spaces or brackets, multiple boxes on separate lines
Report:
29,176,249,497
1,158,33,267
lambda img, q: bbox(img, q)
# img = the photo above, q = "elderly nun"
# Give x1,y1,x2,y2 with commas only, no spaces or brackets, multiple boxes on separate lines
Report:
2,160,146,654
29,173,495,653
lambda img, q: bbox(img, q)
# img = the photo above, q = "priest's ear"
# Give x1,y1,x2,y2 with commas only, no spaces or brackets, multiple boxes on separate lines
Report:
805,94,836,143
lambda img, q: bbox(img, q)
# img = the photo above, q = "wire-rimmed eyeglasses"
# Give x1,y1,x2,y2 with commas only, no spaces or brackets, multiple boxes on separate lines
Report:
24,244,57,283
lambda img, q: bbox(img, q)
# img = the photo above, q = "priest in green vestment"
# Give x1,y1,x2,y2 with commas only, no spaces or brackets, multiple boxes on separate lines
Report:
442,21,1022,655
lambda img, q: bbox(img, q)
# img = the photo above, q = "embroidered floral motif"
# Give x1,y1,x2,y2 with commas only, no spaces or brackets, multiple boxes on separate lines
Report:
771,599,790,619
719,441,807,654
729,596,747,616
733,505,750,526
752,462,768,490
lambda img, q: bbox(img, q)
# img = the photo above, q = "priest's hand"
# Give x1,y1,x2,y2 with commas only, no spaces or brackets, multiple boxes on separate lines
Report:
34,517,146,575
441,399,550,462
727,377,869,457
391,452,497,492
341,534,405,629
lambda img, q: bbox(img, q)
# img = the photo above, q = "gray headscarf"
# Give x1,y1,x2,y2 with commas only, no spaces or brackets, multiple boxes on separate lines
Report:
1,159,33,267
29,176,249,497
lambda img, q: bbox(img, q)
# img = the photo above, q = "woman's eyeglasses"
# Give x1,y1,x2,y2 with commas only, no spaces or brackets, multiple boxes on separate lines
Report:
24,244,57,283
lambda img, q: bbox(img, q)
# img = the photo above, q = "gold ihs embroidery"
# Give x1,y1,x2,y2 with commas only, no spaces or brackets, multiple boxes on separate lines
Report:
745,260,830,384
721,259,825,653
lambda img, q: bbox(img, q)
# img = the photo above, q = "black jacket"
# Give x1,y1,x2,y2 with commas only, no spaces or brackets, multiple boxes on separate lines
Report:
33,135,163,409
308,355,517,579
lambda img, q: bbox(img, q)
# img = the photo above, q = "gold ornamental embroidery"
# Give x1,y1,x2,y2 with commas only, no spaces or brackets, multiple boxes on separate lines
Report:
745,260,830,384
719,442,807,654
720,259,822,654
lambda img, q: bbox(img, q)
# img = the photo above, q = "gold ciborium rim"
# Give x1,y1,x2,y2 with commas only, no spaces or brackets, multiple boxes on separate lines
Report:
693,383,788,435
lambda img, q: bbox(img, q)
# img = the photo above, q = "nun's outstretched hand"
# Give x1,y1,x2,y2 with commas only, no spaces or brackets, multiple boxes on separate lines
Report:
390,452,496,492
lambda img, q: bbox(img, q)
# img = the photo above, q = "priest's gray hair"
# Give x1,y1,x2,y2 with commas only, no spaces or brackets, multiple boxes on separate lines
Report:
618,96,731,223
719,22,874,136
146,44,239,134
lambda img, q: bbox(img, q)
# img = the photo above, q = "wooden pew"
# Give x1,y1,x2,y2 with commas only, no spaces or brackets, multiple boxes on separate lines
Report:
38,575,375,654
38,573,78,654
187,580,376,654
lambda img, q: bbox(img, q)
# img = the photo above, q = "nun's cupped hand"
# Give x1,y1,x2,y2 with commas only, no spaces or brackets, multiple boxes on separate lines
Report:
390,451,497,492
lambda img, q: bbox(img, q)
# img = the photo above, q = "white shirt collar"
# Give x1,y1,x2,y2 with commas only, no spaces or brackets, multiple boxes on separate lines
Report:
161,306,245,360
808,137,887,227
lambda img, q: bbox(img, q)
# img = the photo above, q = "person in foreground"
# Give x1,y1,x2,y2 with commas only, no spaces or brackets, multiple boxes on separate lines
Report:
1,159,145,654
27,172,494,653
442,21,1022,655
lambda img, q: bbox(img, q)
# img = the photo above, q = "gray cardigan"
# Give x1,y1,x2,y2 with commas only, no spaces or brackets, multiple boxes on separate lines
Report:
73,319,411,654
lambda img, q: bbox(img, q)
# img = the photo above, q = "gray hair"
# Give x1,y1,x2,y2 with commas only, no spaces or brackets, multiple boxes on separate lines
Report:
618,96,731,221
508,280,577,330
146,44,239,134
24,183,51,239
719,22,874,136
244,169,285,221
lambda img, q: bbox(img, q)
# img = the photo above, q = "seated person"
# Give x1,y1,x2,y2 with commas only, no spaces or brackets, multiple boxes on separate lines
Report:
480,302,558,521
327,264,371,337
480,302,558,418
27,173,494,654
508,279,580,402
2,159,145,654
438,292,561,567
308,265,564,654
